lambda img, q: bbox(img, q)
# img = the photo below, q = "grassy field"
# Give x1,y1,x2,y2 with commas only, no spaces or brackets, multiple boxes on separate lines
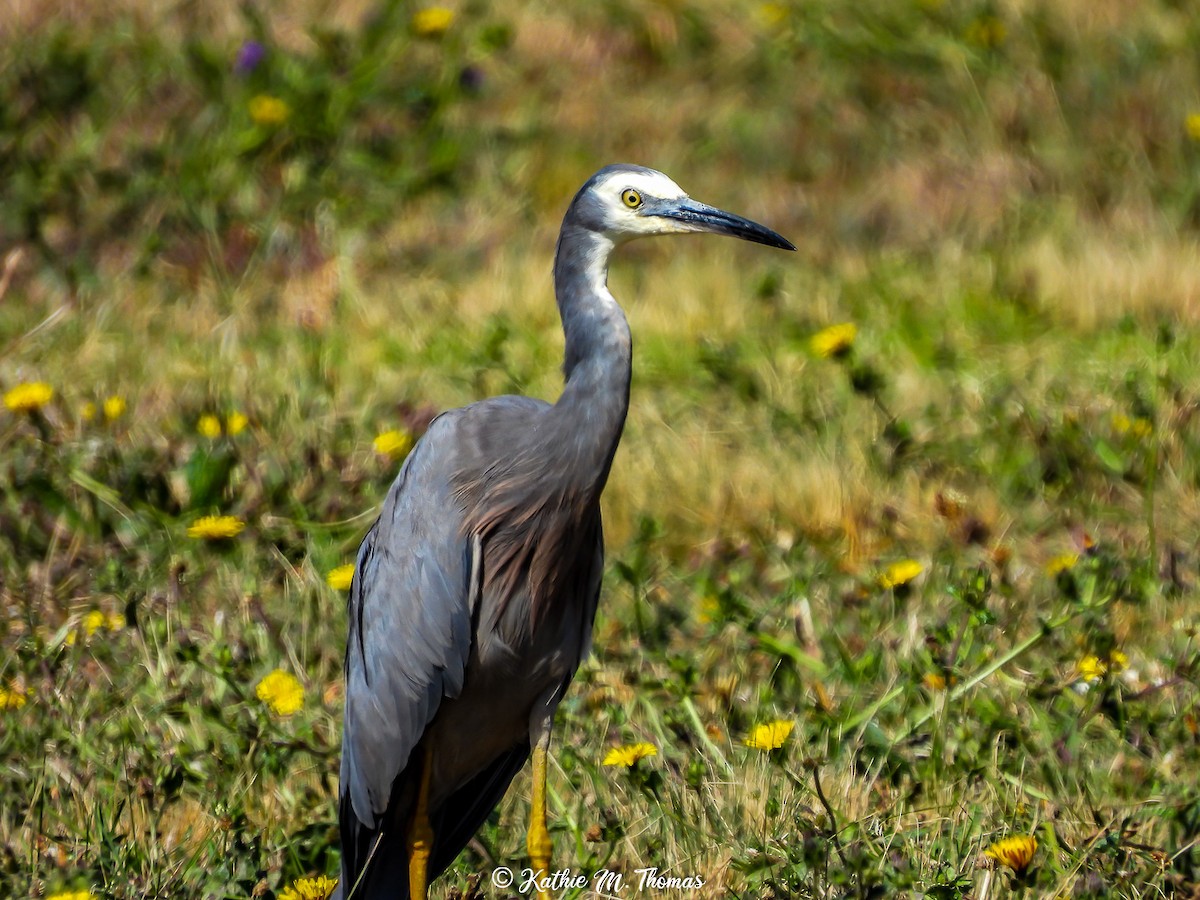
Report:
3,0,1200,897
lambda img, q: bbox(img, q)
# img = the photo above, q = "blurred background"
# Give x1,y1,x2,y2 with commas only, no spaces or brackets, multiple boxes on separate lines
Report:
3,1,1200,897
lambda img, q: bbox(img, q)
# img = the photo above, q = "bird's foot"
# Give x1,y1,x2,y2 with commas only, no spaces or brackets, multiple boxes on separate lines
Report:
527,820,553,897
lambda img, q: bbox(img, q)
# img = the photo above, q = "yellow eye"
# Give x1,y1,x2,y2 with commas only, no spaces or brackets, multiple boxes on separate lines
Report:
621,189,643,209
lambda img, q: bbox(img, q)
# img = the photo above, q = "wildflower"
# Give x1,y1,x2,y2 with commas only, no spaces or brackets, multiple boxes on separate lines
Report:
1076,655,1105,682
103,395,126,420
810,323,856,359
83,610,106,637
966,16,1006,48
187,515,246,540
696,594,721,625
249,94,290,126
922,672,948,691
81,610,124,635
0,685,27,711
1187,114,1200,142
1112,412,1153,438
985,835,1037,872
198,414,222,438
1045,553,1077,576
879,559,923,590
278,876,338,900
226,411,248,435
256,669,305,717
234,40,266,76
743,719,794,751
373,428,414,460
81,402,97,421
1076,650,1126,683
602,742,658,767
326,564,355,591
46,891,94,900
4,381,53,413
756,3,788,27
411,6,455,37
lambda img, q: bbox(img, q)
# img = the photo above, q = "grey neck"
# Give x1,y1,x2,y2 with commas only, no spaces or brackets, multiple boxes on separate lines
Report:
549,222,633,494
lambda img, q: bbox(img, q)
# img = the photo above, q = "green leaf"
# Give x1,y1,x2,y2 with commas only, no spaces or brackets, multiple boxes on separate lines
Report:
1093,438,1126,474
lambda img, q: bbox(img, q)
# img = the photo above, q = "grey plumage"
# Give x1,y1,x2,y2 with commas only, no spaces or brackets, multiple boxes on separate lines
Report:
335,165,793,899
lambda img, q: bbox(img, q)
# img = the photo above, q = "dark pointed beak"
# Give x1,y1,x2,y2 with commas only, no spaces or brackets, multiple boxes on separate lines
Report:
656,197,796,251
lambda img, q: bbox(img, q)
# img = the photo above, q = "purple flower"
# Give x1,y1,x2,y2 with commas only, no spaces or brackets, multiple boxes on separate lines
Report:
459,65,485,94
234,40,266,76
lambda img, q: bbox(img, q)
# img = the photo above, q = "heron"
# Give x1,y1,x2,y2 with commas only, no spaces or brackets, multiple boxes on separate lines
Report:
335,164,794,899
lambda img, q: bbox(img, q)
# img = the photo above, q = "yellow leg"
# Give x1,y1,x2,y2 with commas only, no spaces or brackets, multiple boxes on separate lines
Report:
408,745,435,900
527,742,553,893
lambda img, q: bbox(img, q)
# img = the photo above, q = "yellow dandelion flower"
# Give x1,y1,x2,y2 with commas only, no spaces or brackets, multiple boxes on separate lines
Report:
985,834,1037,872
256,669,305,717
326,564,355,591
696,594,721,625
602,742,658,767
103,395,126,420
966,16,1006,48
922,672,947,691
46,891,94,900
743,719,794,751
4,381,54,413
810,323,856,359
756,3,788,27
197,414,222,438
1077,650,1128,682
1112,413,1153,438
411,6,455,37
1187,113,1200,142
226,411,248,436
83,610,106,637
1045,553,1078,576
81,402,97,421
249,94,291,126
187,515,246,540
880,559,923,589
1076,655,1106,682
107,612,126,631
278,875,339,900
373,428,414,460
0,685,27,711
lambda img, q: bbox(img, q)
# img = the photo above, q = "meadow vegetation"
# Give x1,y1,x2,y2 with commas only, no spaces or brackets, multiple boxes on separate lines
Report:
2,0,1200,897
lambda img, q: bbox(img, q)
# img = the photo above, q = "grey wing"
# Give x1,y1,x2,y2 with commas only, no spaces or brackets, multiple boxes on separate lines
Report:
340,409,479,833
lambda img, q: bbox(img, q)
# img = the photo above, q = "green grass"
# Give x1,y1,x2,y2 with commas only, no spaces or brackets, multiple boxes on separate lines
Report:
3,0,1200,897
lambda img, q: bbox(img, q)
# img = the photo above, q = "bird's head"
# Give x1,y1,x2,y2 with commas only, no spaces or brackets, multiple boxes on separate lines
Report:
568,164,795,251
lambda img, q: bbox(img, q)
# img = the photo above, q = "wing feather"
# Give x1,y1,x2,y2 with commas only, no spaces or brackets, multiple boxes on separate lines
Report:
340,410,476,833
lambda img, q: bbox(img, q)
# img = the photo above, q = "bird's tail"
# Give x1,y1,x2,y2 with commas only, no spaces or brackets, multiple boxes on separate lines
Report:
339,796,412,899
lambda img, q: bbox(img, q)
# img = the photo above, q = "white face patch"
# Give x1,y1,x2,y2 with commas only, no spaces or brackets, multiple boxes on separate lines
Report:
590,169,691,238
599,169,687,201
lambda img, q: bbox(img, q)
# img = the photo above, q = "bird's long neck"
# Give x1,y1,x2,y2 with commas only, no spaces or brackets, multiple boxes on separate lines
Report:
549,223,632,497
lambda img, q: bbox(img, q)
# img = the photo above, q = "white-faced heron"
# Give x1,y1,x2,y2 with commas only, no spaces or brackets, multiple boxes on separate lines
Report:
335,164,794,899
